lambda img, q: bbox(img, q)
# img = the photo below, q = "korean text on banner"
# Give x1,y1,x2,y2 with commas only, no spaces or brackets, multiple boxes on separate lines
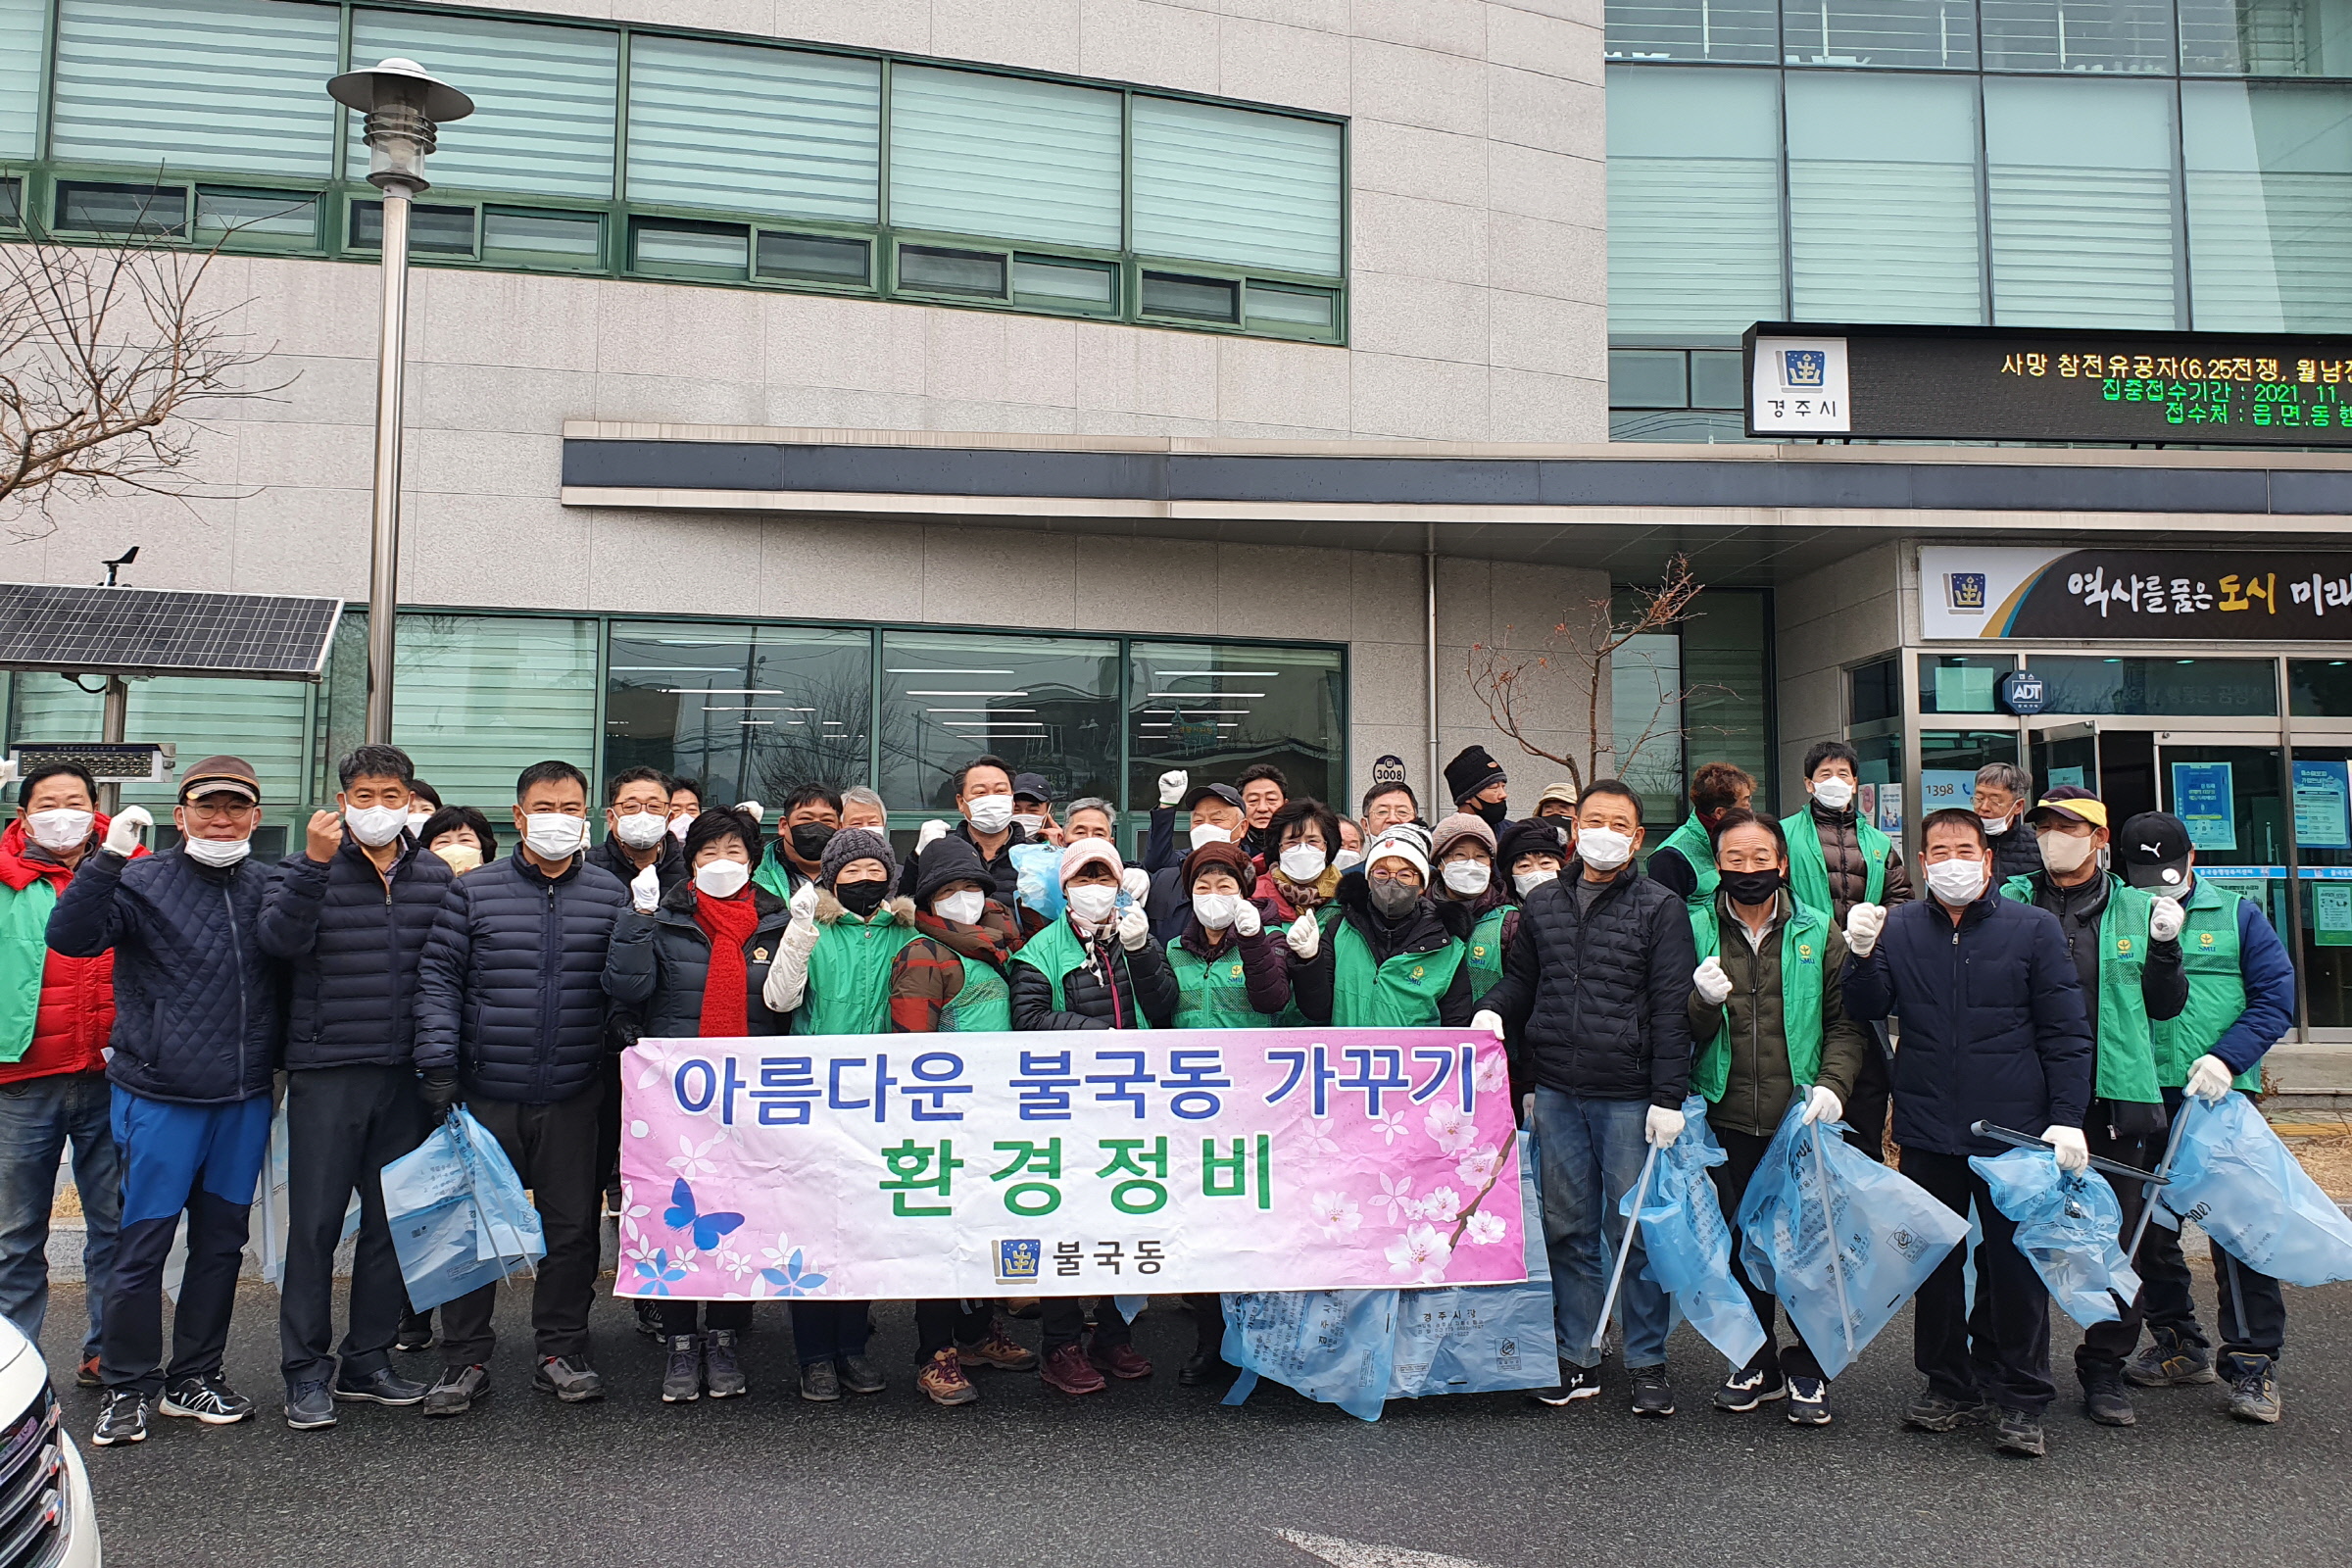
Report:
615,1027,1527,1301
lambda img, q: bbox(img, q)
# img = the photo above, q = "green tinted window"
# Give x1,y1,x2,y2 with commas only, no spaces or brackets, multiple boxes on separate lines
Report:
626,37,879,222
889,67,1122,250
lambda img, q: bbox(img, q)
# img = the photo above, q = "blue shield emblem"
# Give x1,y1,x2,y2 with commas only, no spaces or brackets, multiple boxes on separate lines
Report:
1780,348,1826,388
995,1238,1041,1285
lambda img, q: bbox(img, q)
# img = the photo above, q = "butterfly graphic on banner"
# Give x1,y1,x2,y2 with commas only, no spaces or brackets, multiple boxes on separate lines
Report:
664,1177,745,1250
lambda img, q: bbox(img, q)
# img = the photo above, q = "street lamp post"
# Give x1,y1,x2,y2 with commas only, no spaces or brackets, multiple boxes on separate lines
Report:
325,59,472,745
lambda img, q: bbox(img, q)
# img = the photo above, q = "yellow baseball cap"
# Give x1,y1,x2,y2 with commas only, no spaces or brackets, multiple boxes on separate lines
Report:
2026,787,2106,830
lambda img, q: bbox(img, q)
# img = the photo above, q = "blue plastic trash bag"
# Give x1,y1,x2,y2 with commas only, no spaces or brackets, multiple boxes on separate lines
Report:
2154,1091,2352,1288
1008,842,1064,923
1626,1098,1765,1367
1970,1147,2138,1325
1738,1098,1968,1379
380,1108,545,1311
1219,1290,1396,1422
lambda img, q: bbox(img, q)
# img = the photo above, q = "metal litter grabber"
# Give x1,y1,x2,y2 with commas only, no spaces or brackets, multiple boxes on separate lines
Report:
1804,1118,1858,1359
1969,1121,2175,1188
2122,1100,2197,1268
1590,1145,1660,1350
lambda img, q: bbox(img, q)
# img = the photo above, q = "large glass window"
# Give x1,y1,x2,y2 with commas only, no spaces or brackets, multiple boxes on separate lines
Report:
1681,589,1775,801
2034,656,2280,715
1920,729,2020,814
2180,0,2352,75
1985,75,2180,328
1782,0,1978,69
604,623,871,805
1604,0,1780,64
624,38,879,222
2183,82,2352,332
1129,98,1343,277
0,0,43,161
1918,652,2016,713
387,614,600,809
1788,73,1984,324
1606,67,1785,343
2291,656,2352,715
1612,631,1687,827
888,68,1122,252
1127,643,1345,811
878,632,1120,813
1980,0,2176,73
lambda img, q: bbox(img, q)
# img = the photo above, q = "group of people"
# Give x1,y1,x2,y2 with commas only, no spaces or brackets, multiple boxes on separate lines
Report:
0,730,2293,1461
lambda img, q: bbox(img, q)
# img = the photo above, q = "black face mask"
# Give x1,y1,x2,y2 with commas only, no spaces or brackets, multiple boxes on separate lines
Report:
789,823,835,862
1722,868,1784,907
1472,797,1507,829
1368,877,1420,918
834,878,888,918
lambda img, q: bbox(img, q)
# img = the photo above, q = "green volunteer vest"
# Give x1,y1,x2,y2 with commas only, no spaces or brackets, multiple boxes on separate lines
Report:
1271,904,1342,1028
939,954,1012,1034
1656,812,1719,905
1782,807,1886,918
0,877,58,1063
1329,919,1466,1029
2151,877,2263,1095
1687,899,1827,1103
1465,904,1514,1001
1168,936,1271,1028
751,844,807,902
1013,917,1154,1029
1998,873,2161,1104
793,907,919,1036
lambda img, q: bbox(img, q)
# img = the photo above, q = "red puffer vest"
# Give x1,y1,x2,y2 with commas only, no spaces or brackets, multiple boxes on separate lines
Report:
0,816,132,1084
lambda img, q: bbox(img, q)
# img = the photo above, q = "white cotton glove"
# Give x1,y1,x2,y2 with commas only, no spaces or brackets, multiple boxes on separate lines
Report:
1800,1085,1842,1126
1644,1104,1687,1150
733,800,763,824
1471,1008,1505,1042
1120,866,1152,906
2042,1125,2089,1173
788,881,819,925
1157,770,1188,808
2185,1054,2234,1103
2149,897,2185,943
1115,904,1151,952
1285,912,1320,959
629,864,661,913
1692,956,1733,1006
1844,903,1886,958
764,890,822,1014
103,806,152,858
915,819,949,853
1232,900,1262,938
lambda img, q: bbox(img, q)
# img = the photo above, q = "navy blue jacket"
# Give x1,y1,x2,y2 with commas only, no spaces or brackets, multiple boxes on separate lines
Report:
414,847,627,1104
1842,890,2094,1157
47,846,279,1106
2206,888,2298,1075
257,833,452,1070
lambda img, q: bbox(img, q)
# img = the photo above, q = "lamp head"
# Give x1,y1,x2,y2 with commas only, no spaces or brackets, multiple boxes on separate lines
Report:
325,59,472,192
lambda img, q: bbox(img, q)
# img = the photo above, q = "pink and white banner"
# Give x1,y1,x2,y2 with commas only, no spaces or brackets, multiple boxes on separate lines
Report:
614,1027,1526,1300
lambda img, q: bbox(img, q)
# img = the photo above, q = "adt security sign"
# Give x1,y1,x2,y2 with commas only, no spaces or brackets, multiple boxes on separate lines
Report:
1999,669,2048,716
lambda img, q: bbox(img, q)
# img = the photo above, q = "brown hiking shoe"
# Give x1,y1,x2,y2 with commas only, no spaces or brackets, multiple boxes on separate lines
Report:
918,1348,980,1407
1040,1344,1106,1396
1089,1342,1153,1381
959,1320,1039,1371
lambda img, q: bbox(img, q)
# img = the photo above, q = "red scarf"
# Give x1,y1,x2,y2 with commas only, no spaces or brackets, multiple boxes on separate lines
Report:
694,889,762,1037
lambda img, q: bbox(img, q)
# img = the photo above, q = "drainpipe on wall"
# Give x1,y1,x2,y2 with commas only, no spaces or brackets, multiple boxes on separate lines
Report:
1425,523,1440,808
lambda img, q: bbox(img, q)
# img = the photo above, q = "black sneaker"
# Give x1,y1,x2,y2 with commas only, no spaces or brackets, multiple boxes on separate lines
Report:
2124,1326,2217,1388
1527,1362,1600,1406
1713,1356,1787,1413
2082,1374,2136,1427
1902,1391,1989,1432
1178,1348,1229,1387
837,1353,887,1396
1786,1376,1831,1426
159,1373,255,1425
634,1299,664,1341
422,1363,488,1418
2224,1353,2281,1424
1629,1365,1675,1418
534,1353,605,1403
91,1391,148,1447
704,1330,747,1399
1992,1407,2046,1457
800,1360,842,1402
284,1379,336,1431
661,1335,702,1403
333,1365,428,1406
393,1313,435,1353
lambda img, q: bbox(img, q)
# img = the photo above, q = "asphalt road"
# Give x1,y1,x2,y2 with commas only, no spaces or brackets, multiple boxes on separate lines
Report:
44,1276,2352,1568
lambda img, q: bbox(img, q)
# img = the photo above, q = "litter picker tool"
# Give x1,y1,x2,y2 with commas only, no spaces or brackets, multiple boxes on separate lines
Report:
1969,1122,2174,1187
2122,1100,2197,1267
1590,1145,1660,1350
1805,1119,1858,1358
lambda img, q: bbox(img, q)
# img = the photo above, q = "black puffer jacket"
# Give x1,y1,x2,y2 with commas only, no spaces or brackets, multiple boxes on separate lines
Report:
1482,860,1697,1107
48,846,281,1105
1008,917,1181,1030
414,848,628,1103
257,834,452,1069
1985,820,2044,885
602,879,791,1041
587,833,686,900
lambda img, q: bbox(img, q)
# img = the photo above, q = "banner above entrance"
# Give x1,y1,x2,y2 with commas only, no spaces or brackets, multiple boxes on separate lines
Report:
1920,546,2352,640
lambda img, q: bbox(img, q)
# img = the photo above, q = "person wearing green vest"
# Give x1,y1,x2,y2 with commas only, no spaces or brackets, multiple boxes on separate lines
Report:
1683,808,1872,1428
1992,786,2186,1430
759,826,917,1404
2115,812,2298,1425
1293,833,1474,1030
885,833,1038,1409
1647,761,1755,906
750,782,839,901
1783,740,1914,1164
1432,813,1516,1004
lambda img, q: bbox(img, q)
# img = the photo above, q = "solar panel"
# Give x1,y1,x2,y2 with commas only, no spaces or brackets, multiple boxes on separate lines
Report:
0,583,342,680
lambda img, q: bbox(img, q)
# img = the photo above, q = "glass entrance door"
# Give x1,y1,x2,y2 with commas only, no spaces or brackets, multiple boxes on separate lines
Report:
2156,737,2293,964
2288,743,2352,1033
2031,721,2098,797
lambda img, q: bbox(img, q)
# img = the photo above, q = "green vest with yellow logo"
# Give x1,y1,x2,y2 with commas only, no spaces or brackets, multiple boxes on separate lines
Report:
2151,877,2262,1094
1686,899,1828,1103
1465,903,1513,1001
1998,873,2161,1104
1168,936,1271,1028
794,907,919,1036
1329,919,1465,1029
1013,917,1154,1029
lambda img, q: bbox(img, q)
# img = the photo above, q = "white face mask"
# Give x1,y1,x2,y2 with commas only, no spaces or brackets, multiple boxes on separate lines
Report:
1066,883,1118,924
1278,843,1328,883
408,810,432,833
1513,867,1559,897
2036,829,2097,874
614,810,669,850
966,795,1014,834
1442,859,1491,896
1577,827,1634,871
1012,812,1044,835
1927,858,1987,906
523,812,587,860
1980,814,2013,838
1188,821,1232,852
183,835,251,868
1192,892,1241,930
25,808,94,853
669,813,692,842
1332,848,1365,872
693,858,750,899
344,803,409,849
932,889,986,927
1811,776,1856,811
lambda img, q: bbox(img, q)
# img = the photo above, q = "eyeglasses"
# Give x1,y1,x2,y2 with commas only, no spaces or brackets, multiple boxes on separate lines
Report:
183,799,259,821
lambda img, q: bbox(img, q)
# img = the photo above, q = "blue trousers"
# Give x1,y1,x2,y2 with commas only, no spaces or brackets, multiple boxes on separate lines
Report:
1531,1088,1671,1370
101,1088,270,1396
0,1072,120,1361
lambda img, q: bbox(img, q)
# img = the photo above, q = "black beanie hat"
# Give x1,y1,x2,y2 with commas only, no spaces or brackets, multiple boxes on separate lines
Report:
1445,744,1505,806
912,834,991,906
1496,816,1567,870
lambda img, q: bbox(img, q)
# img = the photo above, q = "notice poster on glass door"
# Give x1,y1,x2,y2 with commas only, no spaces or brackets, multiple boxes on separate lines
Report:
2314,883,2352,948
2171,761,2237,852
2293,759,2352,850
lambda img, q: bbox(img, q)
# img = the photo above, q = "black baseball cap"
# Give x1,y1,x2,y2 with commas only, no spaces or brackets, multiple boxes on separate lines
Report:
1011,772,1051,805
1179,781,1243,813
2116,810,2194,893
